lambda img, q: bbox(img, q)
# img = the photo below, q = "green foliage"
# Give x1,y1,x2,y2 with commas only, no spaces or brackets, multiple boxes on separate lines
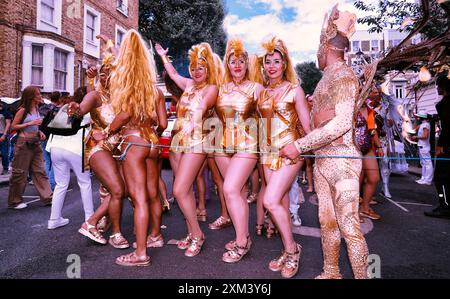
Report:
295,62,322,95
354,0,449,39
139,0,227,74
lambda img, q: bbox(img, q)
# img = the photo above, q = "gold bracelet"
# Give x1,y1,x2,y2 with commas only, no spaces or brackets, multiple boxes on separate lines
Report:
161,55,171,64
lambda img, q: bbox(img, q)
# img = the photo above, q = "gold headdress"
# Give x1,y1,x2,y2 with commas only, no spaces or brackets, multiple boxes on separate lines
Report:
188,42,220,85
262,37,288,61
225,37,248,61
319,4,356,52
223,37,249,84
260,36,299,85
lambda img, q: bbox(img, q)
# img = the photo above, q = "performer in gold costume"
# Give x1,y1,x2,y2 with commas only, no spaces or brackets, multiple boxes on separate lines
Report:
256,37,311,278
68,37,128,248
280,5,369,279
102,30,167,266
155,42,220,257
214,38,263,263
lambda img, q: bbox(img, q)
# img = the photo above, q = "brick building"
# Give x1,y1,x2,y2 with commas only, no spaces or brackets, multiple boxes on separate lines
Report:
0,0,138,98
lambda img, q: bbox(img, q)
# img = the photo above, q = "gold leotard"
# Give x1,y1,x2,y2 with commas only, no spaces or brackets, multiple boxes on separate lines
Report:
171,84,213,152
215,80,258,154
258,82,305,170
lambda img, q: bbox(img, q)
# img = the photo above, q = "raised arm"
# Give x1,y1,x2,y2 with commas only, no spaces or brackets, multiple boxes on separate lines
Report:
294,86,311,135
294,77,358,154
155,43,191,91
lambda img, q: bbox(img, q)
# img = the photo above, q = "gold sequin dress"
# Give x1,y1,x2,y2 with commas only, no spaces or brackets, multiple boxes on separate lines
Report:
258,82,305,170
294,61,369,279
215,80,258,155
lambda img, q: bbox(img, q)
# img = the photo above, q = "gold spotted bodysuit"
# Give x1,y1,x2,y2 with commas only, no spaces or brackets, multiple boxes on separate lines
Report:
84,90,120,167
171,84,213,153
294,61,369,279
215,80,258,154
258,82,305,170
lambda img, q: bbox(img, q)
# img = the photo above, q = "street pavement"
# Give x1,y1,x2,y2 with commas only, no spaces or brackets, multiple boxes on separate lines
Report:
0,164,449,279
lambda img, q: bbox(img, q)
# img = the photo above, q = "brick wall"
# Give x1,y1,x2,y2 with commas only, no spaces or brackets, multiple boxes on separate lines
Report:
0,0,139,98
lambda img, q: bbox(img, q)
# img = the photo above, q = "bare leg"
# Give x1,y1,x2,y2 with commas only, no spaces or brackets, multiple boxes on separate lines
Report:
208,155,228,218
263,162,303,253
120,139,150,258
158,159,169,204
86,151,125,235
173,153,207,239
360,150,380,218
216,154,257,248
147,153,162,238
256,164,266,234
306,158,314,192
196,160,207,214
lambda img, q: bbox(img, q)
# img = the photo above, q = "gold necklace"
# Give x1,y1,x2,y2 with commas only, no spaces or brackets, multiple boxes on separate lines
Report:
268,79,284,90
193,81,207,91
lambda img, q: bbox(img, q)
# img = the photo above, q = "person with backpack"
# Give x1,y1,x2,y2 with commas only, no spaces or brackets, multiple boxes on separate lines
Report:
46,87,93,229
8,86,52,209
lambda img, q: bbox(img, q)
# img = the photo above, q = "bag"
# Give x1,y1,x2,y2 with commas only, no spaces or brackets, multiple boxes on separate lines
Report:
355,111,373,155
40,104,88,137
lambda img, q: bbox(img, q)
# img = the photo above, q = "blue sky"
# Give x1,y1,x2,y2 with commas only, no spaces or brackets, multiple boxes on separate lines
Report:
223,0,371,64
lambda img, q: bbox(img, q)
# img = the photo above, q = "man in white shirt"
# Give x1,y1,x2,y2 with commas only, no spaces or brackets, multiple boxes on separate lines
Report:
412,111,433,185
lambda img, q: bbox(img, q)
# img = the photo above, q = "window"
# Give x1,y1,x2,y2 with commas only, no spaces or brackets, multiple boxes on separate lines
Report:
84,5,101,58
392,39,402,47
41,0,54,23
36,0,62,34
54,49,67,91
395,84,405,99
117,0,129,16
352,41,360,53
31,45,44,86
371,40,379,52
22,35,75,93
86,11,96,43
115,25,127,47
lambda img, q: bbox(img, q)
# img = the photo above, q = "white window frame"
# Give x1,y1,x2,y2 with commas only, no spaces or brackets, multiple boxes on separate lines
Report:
351,40,360,53
36,0,62,35
117,0,129,17
115,24,127,48
31,45,44,87
394,84,406,99
54,49,68,91
22,35,74,94
83,5,101,59
371,40,380,52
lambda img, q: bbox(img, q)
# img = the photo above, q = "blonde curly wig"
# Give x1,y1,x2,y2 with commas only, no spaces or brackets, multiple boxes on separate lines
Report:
110,29,159,121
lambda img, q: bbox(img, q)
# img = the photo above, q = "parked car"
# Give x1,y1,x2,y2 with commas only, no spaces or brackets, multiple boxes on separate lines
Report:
159,116,176,159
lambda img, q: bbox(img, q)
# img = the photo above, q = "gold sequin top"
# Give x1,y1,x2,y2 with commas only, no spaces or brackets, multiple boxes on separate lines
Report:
215,80,258,152
258,82,304,150
171,84,212,150
294,61,359,154
85,90,120,166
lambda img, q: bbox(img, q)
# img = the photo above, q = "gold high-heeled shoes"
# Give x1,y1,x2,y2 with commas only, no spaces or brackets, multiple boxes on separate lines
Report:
185,235,205,257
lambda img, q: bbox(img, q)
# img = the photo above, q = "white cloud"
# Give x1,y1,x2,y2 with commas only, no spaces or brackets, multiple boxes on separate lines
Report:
224,0,374,64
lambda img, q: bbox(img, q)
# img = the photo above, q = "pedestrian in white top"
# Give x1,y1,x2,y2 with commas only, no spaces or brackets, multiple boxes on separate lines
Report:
47,87,93,229
413,111,433,185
